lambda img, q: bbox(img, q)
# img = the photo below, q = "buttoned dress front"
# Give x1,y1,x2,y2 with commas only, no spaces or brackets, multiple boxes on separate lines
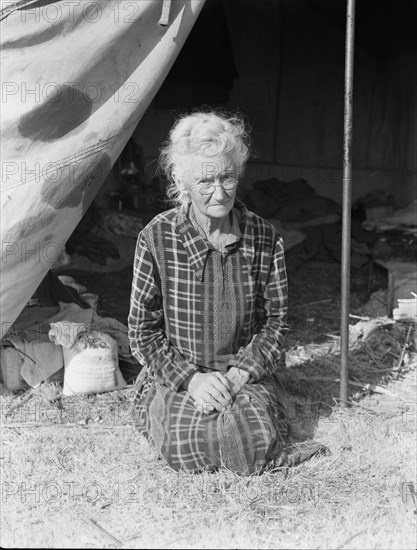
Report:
128,200,289,474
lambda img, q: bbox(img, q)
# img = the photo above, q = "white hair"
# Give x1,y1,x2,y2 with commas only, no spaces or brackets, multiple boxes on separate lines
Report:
158,111,251,208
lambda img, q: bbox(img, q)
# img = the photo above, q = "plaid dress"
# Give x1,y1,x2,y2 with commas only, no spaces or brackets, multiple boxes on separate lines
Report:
128,200,289,474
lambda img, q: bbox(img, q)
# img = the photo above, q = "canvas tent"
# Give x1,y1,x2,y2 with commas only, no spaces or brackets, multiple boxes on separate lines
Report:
0,0,205,336
1,0,416,338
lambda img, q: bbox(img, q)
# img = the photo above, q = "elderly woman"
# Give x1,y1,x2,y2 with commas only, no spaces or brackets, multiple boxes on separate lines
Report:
128,111,289,474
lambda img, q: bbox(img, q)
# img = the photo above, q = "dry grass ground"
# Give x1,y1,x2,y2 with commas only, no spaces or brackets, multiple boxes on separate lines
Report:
1,263,416,549
1,368,415,549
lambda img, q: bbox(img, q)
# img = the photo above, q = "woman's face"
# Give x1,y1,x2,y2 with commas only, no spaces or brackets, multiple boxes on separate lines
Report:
178,152,239,219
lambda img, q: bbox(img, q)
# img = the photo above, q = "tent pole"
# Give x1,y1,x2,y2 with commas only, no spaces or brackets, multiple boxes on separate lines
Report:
340,0,356,407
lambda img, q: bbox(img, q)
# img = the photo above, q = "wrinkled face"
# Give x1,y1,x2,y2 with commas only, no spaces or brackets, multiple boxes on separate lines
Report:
177,152,239,219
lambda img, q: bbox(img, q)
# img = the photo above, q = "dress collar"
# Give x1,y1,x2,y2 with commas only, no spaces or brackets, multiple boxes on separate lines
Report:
174,199,255,281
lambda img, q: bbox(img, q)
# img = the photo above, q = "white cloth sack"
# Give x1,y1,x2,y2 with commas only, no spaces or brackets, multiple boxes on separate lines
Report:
49,322,126,396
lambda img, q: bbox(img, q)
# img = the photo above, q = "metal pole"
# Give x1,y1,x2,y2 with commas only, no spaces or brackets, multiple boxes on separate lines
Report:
340,0,356,407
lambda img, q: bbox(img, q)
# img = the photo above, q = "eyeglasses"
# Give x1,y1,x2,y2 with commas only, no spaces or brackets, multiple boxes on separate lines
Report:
192,177,238,196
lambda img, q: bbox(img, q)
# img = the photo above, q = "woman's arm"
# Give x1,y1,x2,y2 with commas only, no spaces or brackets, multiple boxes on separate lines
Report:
128,231,200,392
227,235,288,382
